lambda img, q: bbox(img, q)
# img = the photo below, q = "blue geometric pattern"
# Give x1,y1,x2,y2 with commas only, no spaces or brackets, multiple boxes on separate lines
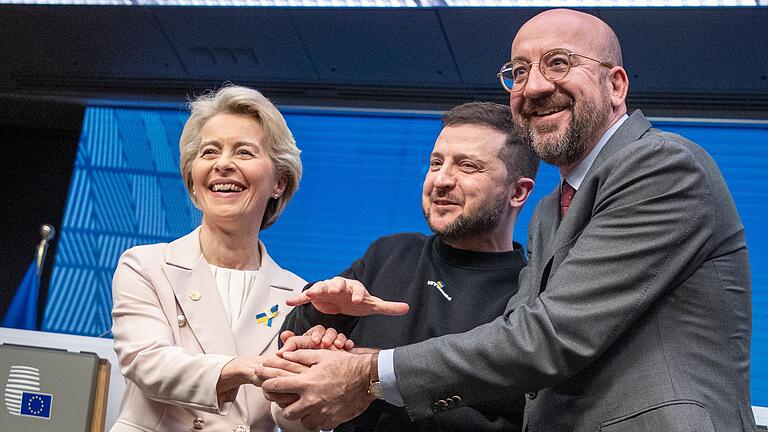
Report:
42,107,199,336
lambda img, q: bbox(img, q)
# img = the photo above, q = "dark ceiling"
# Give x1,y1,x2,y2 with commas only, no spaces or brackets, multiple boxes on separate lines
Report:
0,5,767,118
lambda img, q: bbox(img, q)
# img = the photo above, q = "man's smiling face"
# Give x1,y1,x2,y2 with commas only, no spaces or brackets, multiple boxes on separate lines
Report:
421,123,511,243
508,10,615,169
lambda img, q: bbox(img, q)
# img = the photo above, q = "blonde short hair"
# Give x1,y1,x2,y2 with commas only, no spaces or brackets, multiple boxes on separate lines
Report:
179,85,302,229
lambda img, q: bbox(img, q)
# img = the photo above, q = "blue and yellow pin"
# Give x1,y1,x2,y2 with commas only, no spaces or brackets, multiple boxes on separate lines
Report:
256,304,279,327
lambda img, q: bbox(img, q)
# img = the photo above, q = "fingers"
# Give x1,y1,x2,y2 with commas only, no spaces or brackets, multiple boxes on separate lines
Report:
371,299,410,316
305,277,350,299
253,365,294,385
278,335,321,355
320,327,337,348
248,362,300,387
265,391,299,407
348,280,367,304
264,357,309,374
333,332,352,350
292,277,408,317
279,328,352,355
280,330,296,344
279,349,323,368
304,325,327,346
278,335,302,355
285,292,311,307
304,324,344,349
261,375,304,395
344,338,355,350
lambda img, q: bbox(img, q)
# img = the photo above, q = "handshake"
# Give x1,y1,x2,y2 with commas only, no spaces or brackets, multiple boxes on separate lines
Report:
247,277,409,430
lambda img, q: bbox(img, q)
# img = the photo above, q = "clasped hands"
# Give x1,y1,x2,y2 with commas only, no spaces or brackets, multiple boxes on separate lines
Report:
255,277,410,430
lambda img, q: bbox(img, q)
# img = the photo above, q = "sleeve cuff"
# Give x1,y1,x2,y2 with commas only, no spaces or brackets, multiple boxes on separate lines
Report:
378,348,404,407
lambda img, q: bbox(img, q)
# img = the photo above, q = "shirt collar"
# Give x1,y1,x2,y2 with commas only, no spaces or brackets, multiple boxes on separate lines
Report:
563,114,628,190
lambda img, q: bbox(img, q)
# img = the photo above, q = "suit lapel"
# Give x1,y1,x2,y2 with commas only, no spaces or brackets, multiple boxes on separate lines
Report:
538,189,561,259
550,110,652,253
530,189,561,294
593,110,652,167
162,228,238,356
233,245,304,357
541,110,653,286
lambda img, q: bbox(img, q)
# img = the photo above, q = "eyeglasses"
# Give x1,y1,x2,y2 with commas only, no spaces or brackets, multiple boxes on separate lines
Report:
497,48,614,93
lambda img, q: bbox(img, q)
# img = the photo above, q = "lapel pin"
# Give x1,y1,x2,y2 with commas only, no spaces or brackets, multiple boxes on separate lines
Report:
189,291,201,301
256,304,279,327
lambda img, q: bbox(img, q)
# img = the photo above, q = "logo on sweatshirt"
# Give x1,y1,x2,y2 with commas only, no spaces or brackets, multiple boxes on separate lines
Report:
427,280,452,301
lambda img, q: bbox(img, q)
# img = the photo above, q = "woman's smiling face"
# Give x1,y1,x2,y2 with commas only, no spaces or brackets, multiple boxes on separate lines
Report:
191,113,285,228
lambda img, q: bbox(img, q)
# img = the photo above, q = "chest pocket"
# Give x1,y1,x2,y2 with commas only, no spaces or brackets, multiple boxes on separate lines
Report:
600,400,715,432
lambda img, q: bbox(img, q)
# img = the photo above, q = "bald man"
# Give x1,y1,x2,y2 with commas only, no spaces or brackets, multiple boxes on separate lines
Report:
260,9,754,432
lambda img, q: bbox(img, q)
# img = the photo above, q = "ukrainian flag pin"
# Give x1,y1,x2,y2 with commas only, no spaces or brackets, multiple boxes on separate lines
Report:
256,304,279,327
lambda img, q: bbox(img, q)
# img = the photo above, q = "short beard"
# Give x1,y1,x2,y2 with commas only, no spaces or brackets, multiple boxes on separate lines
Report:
424,188,509,244
517,89,611,167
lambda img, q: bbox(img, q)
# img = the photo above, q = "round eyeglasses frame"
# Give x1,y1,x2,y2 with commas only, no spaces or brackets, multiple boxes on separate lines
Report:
497,48,614,93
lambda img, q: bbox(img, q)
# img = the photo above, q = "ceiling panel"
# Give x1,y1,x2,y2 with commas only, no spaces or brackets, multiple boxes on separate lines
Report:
0,5,766,114
0,6,186,79
438,7,542,88
289,8,461,87
153,7,318,83
596,8,768,94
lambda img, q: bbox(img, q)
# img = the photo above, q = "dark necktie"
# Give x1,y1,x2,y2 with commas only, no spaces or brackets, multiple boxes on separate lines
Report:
560,181,576,218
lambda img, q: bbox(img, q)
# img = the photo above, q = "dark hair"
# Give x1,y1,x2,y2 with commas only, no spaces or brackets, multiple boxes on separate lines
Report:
442,102,539,181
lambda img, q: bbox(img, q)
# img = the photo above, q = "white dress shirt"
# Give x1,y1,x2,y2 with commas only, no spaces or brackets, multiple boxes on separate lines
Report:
209,265,260,329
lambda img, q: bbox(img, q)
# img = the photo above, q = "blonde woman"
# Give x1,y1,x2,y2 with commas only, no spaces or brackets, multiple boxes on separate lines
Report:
111,86,345,432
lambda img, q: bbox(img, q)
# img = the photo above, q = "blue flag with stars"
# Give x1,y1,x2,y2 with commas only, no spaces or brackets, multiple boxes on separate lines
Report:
20,391,52,418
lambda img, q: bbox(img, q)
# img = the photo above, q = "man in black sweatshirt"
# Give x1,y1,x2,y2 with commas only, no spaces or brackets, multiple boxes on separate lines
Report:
280,102,539,432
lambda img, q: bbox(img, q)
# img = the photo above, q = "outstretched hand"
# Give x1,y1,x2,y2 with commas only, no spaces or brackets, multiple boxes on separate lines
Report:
286,277,410,316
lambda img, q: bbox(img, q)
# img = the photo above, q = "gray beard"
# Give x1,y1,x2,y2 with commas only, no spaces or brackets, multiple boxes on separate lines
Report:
424,188,508,244
518,92,611,167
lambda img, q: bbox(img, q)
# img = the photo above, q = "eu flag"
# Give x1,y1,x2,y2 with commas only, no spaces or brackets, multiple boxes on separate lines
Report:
19,391,52,418
1,261,40,330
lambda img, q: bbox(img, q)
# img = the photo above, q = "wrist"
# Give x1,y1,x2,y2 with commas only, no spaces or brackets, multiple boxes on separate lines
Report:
366,352,384,400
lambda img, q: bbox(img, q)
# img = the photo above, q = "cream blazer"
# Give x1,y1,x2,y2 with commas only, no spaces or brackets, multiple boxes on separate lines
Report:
110,228,306,432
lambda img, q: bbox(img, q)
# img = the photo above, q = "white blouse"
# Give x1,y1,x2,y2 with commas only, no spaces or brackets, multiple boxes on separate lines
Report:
208,265,261,328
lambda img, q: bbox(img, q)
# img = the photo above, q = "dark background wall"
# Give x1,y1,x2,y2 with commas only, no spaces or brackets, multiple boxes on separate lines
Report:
0,98,83,322
0,6,767,117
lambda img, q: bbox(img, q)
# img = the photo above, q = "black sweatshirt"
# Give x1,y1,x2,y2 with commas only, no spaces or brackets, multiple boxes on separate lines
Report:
281,233,527,432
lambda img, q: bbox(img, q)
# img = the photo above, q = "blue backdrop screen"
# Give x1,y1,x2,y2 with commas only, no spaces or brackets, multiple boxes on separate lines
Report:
41,105,768,405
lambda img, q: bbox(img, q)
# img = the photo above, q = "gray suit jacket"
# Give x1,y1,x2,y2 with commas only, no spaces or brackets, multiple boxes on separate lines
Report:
394,111,755,431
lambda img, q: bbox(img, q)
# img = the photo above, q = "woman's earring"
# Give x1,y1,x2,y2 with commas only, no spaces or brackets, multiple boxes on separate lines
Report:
273,194,280,199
